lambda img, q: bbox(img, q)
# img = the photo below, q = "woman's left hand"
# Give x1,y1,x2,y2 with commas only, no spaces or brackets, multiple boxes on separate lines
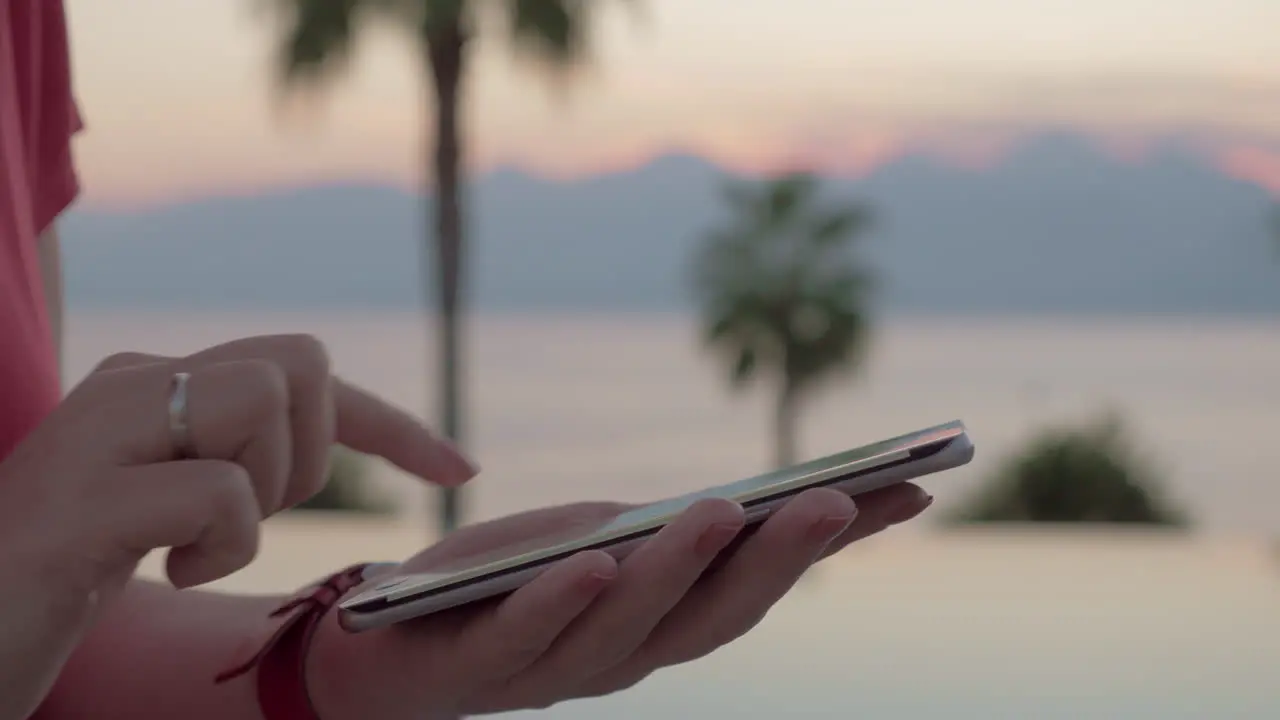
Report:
308,482,932,720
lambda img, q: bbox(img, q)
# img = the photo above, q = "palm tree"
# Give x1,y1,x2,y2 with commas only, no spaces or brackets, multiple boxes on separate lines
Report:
692,173,876,469
268,0,607,533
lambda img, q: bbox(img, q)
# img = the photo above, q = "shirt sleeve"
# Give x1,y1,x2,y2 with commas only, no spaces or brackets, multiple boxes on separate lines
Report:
31,0,82,235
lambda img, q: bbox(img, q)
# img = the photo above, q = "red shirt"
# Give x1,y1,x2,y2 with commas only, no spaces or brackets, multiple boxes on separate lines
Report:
0,0,81,459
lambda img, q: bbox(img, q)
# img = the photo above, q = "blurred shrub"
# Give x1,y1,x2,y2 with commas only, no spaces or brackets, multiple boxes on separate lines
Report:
293,446,393,515
946,414,1190,528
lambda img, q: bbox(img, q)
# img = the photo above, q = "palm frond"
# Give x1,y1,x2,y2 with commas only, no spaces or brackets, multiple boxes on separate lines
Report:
508,0,586,59
731,347,758,386
809,204,872,248
691,229,759,300
269,0,367,87
765,173,816,227
425,0,467,21
782,296,870,390
500,0,597,80
807,267,876,306
701,289,782,388
720,178,758,218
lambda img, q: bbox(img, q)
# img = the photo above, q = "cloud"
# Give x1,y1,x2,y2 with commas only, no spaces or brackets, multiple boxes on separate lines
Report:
803,69,1277,138
476,65,1280,184
645,69,1280,192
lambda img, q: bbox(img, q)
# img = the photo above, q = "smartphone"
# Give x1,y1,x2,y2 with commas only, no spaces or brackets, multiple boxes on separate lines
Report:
338,419,974,631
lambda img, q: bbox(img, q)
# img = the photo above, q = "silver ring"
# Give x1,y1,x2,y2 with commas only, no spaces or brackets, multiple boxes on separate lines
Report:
168,372,195,459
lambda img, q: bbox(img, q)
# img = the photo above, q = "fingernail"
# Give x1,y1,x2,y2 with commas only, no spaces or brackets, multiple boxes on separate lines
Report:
884,492,931,525
808,509,857,543
696,521,744,557
435,439,480,482
579,570,616,593
456,455,481,480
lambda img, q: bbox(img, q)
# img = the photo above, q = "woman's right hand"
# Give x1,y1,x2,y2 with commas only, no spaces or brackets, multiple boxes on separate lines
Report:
0,334,475,720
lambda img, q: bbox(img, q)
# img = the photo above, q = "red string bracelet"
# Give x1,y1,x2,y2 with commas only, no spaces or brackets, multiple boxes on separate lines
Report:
214,563,384,720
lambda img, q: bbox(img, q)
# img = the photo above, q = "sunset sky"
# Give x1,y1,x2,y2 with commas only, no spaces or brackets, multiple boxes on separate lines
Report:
66,0,1280,209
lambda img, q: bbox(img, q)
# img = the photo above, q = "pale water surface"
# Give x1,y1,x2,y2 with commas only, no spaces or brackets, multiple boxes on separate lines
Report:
65,311,1280,533
69,311,1280,717
137,519,1280,719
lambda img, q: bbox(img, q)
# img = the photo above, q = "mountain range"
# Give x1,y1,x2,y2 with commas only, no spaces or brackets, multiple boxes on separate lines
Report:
60,132,1280,315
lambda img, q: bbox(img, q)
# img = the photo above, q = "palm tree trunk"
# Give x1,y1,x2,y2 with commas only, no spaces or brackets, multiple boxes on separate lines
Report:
426,25,467,534
774,382,799,469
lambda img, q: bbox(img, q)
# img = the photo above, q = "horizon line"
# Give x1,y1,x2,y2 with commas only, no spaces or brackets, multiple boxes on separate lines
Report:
73,128,1280,214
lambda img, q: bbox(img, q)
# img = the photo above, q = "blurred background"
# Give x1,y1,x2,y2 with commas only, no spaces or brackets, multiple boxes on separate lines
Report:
63,0,1278,717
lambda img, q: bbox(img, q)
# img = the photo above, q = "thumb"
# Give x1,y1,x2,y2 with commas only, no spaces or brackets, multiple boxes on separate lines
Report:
102,460,263,588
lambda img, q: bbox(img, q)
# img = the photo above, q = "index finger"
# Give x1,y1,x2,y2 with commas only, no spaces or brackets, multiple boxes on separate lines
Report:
332,378,478,487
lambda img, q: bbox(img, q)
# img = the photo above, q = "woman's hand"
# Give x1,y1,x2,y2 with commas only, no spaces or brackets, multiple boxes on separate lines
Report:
309,482,932,720
0,334,474,720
